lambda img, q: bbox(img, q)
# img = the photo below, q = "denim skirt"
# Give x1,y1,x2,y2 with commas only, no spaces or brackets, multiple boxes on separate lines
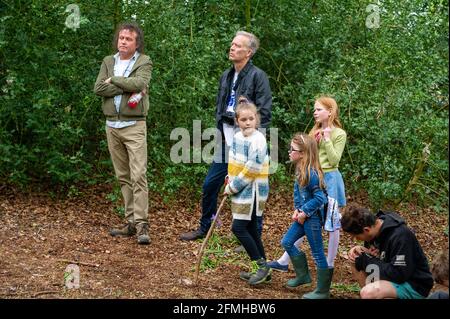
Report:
324,170,346,231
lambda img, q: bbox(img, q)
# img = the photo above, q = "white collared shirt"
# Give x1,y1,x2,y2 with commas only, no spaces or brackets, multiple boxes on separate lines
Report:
106,51,140,129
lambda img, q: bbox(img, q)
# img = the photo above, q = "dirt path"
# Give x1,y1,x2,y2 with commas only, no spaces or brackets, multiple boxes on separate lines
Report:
0,185,447,299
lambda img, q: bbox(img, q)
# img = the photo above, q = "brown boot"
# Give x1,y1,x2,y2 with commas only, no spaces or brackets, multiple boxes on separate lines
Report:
136,223,150,245
109,222,136,237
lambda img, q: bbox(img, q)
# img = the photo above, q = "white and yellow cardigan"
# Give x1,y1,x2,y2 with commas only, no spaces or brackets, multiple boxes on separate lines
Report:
226,130,270,221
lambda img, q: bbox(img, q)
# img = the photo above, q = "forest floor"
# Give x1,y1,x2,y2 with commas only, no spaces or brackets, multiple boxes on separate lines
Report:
0,184,448,299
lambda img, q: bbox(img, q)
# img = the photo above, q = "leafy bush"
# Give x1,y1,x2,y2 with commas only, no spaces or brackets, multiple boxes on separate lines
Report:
0,0,447,210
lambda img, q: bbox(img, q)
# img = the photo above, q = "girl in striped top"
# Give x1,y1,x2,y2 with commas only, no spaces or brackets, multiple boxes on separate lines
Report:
224,97,271,286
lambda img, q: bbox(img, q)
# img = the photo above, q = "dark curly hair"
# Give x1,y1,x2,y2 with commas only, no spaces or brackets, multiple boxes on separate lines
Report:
341,206,377,235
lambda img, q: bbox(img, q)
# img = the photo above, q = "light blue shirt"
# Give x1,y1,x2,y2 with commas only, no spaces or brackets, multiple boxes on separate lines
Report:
106,51,140,129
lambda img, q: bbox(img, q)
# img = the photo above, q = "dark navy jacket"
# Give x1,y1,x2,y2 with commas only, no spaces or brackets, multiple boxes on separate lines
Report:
215,61,272,132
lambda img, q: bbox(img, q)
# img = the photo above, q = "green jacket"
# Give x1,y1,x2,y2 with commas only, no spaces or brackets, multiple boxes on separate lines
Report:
94,54,152,121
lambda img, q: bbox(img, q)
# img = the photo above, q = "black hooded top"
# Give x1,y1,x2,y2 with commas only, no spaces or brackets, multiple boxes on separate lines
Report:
355,210,434,297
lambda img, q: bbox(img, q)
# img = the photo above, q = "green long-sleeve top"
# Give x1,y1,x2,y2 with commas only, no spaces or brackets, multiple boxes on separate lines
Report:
319,127,347,172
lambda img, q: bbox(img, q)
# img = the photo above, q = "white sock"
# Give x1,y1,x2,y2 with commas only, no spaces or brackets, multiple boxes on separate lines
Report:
327,229,340,267
277,237,304,266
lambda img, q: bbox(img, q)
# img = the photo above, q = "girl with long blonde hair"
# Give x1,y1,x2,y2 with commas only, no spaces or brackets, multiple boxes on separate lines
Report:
269,96,347,298
278,133,331,299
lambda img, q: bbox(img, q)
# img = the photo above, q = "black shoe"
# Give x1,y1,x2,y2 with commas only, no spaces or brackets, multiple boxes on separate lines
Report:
248,259,272,286
240,271,272,283
179,229,205,241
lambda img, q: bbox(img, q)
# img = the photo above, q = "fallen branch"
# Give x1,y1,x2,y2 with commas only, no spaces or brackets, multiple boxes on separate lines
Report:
57,259,100,268
33,290,59,297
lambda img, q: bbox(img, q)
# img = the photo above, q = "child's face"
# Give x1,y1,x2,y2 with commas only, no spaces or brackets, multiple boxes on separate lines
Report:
288,142,304,162
313,101,331,125
237,109,257,136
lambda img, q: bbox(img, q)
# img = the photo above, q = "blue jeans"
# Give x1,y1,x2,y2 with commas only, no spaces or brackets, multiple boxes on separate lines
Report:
281,213,328,269
200,159,228,233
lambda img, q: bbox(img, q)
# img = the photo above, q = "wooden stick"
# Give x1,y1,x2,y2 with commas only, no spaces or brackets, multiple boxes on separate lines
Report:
33,290,59,297
194,195,227,285
57,259,100,268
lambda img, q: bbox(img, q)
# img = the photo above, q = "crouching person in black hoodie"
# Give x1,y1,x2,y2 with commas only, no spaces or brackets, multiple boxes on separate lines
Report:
341,206,433,299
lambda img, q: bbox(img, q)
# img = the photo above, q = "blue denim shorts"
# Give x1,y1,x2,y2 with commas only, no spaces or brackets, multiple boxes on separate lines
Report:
390,281,425,299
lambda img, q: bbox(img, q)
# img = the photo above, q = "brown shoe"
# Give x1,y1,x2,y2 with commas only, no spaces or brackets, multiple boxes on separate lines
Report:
179,229,205,241
136,223,150,245
109,222,136,237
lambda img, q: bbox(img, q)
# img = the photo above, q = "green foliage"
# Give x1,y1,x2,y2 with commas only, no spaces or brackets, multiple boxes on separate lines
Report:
331,282,361,294
0,0,448,209
106,182,125,217
198,233,241,272
0,0,117,188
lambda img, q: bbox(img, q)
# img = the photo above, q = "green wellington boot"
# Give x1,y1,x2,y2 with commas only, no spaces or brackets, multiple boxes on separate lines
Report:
302,268,334,299
286,252,312,288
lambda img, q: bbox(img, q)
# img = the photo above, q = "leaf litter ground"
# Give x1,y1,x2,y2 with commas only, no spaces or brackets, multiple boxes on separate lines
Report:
0,184,447,299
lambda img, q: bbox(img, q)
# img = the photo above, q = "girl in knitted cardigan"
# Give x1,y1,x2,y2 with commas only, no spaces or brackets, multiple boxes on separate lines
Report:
224,97,270,286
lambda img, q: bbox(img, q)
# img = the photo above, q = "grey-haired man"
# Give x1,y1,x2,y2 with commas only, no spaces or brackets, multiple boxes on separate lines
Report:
180,31,272,241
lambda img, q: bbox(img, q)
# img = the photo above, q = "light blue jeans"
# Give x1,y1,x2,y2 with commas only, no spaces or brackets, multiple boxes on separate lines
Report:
281,212,328,269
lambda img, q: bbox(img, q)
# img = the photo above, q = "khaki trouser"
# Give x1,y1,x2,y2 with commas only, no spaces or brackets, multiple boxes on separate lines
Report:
106,121,148,225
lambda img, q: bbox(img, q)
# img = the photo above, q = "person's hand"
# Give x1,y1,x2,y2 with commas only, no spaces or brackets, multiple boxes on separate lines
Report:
104,77,111,84
368,246,380,257
224,175,229,186
222,176,230,195
297,210,307,225
223,184,232,196
314,130,322,143
292,209,300,222
348,245,368,262
322,127,332,141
